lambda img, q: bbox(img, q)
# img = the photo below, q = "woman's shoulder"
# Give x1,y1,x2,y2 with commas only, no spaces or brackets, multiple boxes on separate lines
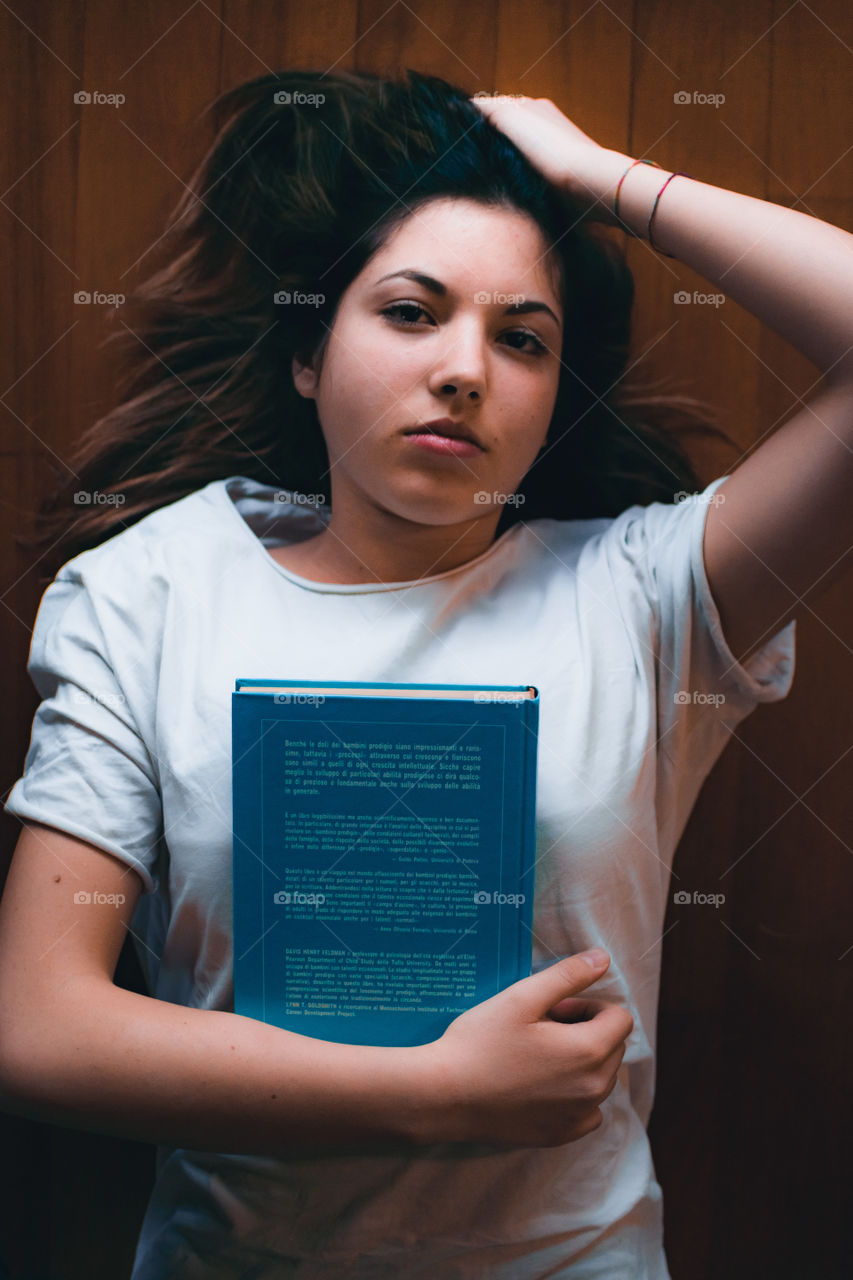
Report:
529,478,730,560
56,476,236,586
516,509,621,567
513,483,726,605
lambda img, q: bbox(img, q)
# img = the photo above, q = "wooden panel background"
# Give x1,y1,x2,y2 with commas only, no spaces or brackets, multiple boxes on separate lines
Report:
1,2,851,1276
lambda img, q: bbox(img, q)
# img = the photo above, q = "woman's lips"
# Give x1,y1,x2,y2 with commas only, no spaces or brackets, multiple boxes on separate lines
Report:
404,431,484,459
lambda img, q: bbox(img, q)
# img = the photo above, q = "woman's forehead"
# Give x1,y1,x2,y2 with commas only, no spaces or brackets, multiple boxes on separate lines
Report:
363,199,564,308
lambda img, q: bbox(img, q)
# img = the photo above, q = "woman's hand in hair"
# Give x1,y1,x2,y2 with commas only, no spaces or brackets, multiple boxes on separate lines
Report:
469,93,626,222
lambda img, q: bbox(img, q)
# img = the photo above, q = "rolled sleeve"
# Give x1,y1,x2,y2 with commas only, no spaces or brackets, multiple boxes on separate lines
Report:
604,475,797,851
5,566,164,895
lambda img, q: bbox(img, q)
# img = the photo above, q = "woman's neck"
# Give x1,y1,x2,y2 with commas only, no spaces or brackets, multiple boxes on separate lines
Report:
271,510,503,585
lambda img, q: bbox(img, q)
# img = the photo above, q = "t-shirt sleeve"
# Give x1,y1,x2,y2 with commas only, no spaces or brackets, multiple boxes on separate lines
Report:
4,563,164,895
606,474,797,852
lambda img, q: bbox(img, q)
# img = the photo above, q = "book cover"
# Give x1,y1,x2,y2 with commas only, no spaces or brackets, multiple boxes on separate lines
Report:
232,679,539,1047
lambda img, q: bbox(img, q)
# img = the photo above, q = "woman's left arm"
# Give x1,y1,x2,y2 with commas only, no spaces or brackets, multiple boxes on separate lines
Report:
472,95,853,663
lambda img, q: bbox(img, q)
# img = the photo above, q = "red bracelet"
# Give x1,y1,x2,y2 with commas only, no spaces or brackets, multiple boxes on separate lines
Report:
614,160,694,259
648,171,692,258
613,158,661,224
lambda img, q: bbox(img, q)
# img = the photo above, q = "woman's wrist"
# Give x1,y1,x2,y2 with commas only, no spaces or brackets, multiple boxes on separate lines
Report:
559,148,636,224
566,148,686,253
404,1037,466,1146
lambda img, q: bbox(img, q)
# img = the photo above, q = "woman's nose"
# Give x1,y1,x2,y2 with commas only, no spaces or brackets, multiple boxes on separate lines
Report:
428,322,487,400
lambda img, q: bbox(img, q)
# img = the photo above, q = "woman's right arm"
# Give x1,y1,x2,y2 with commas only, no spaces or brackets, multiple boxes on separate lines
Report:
0,822,631,1155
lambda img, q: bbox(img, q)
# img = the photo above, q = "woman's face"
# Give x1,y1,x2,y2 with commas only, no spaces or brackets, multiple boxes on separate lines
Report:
292,197,564,532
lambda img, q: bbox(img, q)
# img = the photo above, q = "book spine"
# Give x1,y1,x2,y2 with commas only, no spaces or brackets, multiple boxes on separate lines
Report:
518,696,539,977
231,693,265,1022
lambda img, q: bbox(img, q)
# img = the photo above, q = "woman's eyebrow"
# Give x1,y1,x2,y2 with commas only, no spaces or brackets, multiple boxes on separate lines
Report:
373,268,561,325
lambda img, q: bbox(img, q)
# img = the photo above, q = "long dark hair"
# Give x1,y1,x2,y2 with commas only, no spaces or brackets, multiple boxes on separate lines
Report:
22,67,732,583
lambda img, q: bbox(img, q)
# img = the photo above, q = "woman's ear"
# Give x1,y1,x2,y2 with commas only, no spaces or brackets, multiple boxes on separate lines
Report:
291,351,319,400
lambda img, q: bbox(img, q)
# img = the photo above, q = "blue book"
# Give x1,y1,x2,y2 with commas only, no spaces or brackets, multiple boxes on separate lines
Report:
232,679,539,1047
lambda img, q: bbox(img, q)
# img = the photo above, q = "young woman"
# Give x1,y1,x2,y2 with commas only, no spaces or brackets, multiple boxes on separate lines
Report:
1,66,849,1278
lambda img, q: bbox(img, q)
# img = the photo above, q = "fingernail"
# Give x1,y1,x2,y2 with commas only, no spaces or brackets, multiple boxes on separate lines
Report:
579,948,609,968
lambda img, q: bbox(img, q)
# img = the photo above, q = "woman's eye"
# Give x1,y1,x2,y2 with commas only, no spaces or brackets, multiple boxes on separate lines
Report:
381,302,547,355
504,330,548,355
382,302,430,326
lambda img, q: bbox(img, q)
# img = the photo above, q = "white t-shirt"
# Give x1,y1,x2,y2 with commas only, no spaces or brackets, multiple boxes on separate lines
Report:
5,474,796,1279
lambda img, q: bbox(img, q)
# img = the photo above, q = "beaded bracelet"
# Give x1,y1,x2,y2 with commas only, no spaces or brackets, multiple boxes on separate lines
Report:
613,159,694,259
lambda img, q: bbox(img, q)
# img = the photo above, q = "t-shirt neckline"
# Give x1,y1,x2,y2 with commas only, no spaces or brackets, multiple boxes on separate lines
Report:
218,476,523,595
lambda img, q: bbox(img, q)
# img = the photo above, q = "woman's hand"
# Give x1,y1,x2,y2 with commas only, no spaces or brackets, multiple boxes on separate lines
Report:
413,948,634,1149
469,93,624,221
